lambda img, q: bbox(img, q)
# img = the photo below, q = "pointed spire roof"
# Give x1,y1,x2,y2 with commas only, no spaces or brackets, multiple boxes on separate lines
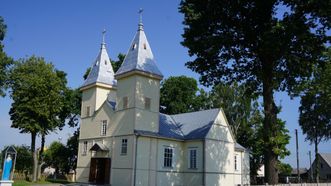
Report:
81,30,116,88
115,10,163,79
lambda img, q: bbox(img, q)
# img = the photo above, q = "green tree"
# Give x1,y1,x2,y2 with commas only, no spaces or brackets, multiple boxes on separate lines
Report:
8,56,68,182
0,17,13,97
66,129,79,173
160,76,209,114
179,1,329,183
299,48,331,182
44,141,69,175
111,53,125,73
278,162,292,176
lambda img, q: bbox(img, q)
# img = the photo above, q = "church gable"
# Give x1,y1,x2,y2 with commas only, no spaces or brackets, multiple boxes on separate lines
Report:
206,108,235,143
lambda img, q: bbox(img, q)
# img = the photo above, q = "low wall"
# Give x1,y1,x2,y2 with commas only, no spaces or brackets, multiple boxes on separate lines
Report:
254,183,331,186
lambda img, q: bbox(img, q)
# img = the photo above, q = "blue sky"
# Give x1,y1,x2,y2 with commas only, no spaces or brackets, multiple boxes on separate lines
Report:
0,0,329,168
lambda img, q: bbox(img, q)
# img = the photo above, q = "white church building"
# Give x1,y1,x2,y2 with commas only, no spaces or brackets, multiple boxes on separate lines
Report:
76,18,250,186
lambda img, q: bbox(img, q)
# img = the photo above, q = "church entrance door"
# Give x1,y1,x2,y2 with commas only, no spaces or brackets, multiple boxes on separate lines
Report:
89,158,111,184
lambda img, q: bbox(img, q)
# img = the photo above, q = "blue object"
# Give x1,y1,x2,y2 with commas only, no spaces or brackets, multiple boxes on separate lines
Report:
2,156,12,180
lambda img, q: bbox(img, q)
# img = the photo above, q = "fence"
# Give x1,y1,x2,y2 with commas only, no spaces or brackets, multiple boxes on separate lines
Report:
254,183,331,186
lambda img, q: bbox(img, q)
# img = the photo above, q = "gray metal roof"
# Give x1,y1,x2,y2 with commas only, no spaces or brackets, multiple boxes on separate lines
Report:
171,109,220,140
115,23,163,78
320,153,331,167
81,43,116,88
134,109,246,150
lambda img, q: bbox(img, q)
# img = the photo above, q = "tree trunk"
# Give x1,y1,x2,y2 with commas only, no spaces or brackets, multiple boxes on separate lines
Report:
262,63,278,184
37,133,46,180
315,136,319,183
31,132,38,182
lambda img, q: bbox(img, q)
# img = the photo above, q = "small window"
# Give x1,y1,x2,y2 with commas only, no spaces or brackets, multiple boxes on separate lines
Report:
164,147,173,168
143,43,147,49
123,97,128,109
234,155,238,171
101,120,107,136
321,163,324,169
132,44,136,50
105,60,107,65
82,141,88,155
86,106,90,117
189,149,197,169
121,139,128,155
144,97,151,110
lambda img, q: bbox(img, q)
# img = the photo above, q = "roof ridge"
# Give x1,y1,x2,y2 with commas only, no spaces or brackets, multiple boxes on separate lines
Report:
170,108,220,117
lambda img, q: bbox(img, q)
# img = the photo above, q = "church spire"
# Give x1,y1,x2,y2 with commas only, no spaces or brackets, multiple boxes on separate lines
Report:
81,29,116,88
115,10,163,79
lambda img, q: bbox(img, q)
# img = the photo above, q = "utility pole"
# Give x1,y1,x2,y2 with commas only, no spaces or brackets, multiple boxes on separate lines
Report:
309,150,313,182
295,129,300,183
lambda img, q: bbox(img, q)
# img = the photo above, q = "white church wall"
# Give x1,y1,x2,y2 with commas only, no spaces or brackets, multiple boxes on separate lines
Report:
81,87,96,117
206,111,234,143
111,135,135,186
135,137,158,186
135,110,159,132
156,139,185,186
242,150,250,185
112,109,135,135
116,76,136,110
95,86,112,110
135,76,160,112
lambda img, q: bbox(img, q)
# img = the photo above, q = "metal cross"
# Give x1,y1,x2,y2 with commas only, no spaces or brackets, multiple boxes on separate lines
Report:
102,29,106,43
138,8,143,23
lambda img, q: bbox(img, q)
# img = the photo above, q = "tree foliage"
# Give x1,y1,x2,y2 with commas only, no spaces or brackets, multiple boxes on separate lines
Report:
299,48,331,182
0,16,13,97
179,0,330,183
8,56,68,181
44,141,69,174
160,76,209,114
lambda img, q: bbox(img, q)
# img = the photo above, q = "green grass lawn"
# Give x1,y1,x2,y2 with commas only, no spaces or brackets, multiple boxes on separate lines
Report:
13,179,70,186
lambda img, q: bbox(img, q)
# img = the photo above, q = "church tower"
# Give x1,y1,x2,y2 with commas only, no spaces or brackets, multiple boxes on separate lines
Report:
114,15,163,134
80,31,117,118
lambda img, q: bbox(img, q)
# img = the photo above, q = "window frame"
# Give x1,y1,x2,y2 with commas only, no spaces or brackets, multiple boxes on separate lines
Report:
86,106,90,117
121,138,128,155
144,97,151,110
123,97,128,109
100,120,107,136
163,147,174,168
82,141,88,155
234,154,238,171
188,148,197,169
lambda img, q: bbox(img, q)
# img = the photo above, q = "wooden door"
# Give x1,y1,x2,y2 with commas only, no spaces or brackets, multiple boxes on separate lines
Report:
89,158,111,184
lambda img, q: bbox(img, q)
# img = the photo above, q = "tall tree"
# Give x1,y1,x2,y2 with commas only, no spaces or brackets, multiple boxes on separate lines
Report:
210,83,290,183
0,17,13,97
299,48,331,182
160,76,209,114
179,1,330,183
8,56,68,182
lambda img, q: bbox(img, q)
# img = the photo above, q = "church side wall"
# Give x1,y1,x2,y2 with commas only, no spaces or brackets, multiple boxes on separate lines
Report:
111,135,135,186
183,141,204,186
242,150,250,185
156,139,185,186
205,111,236,186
